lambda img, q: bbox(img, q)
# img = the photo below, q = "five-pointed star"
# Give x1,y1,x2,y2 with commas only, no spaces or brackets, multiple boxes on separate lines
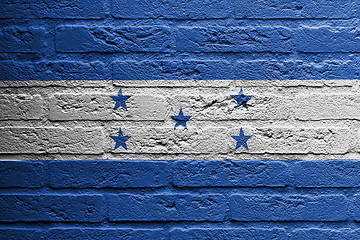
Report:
110,88,131,110
110,128,131,150
231,88,252,109
171,108,192,130
232,128,252,151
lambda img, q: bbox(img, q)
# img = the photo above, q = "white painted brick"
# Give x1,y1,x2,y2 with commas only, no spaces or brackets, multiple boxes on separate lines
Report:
232,127,351,154
107,126,230,154
294,94,360,120
49,93,167,121
167,94,292,120
0,94,44,120
106,126,350,155
0,127,104,154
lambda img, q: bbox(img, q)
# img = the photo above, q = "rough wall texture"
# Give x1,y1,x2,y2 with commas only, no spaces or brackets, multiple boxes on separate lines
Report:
1,0,360,239
1,80,360,239
2,159,360,239
1,0,360,80
1,80,360,161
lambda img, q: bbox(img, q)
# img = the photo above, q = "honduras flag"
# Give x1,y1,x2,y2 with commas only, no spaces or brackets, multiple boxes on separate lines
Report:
0,0,359,238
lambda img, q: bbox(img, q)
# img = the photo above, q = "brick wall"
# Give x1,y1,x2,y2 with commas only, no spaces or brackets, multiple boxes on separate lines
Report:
1,0,360,239
1,80,360,239
1,80,359,160
2,159,360,239
1,0,360,80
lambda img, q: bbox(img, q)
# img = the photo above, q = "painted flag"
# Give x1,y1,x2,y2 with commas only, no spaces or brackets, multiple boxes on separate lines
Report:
1,80,355,159
1,0,360,239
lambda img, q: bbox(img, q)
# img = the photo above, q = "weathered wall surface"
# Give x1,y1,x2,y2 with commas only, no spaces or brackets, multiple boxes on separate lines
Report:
1,0,360,80
1,80,360,239
1,0,360,239
0,80,360,161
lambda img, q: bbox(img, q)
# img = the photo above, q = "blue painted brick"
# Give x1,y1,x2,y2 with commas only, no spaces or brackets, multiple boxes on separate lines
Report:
50,160,169,188
112,0,231,19
291,229,360,240
48,228,167,240
56,26,174,53
234,60,300,80
296,26,360,52
172,160,289,187
292,160,360,187
112,60,232,80
297,60,358,79
0,229,44,240
0,61,109,81
176,26,293,53
353,194,360,222
0,0,105,19
234,0,352,19
108,194,226,221
235,60,357,80
170,228,287,240
230,194,348,221
0,194,105,222
113,60,357,80
0,161,47,188
0,27,46,53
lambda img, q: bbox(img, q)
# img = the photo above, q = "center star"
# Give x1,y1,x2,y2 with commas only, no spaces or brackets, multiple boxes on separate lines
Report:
110,128,131,150
232,128,252,151
171,108,191,130
110,88,131,110
231,88,252,109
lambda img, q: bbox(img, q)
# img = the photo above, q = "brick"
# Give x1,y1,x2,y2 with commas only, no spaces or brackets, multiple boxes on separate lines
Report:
235,60,358,80
292,160,360,188
296,27,360,52
0,61,109,81
291,229,360,240
0,0,105,19
49,93,167,121
230,194,348,221
113,60,357,80
49,228,167,240
113,60,234,80
0,127,104,154
240,127,351,154
106,126,231,154
170,228,287,240
168,94,292,120
172,160,289,187
235,0,351,19
0,161,47,188
112,0,230,19
297,60,357,79
176,26,293,53
0,229,44,240
50,160,169,188
107,126,350,154
293,94,360,120
56,26,174,53
0,194,105,222
0,94,44,120
352,194,360,221
234,60,300,80
108,194,226,221
0,27,46,53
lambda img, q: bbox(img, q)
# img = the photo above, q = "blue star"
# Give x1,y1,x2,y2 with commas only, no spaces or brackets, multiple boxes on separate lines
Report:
171,108,191,130
231,88,252,109
232,128,252,151
110,88,131,110
110,128,131,150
